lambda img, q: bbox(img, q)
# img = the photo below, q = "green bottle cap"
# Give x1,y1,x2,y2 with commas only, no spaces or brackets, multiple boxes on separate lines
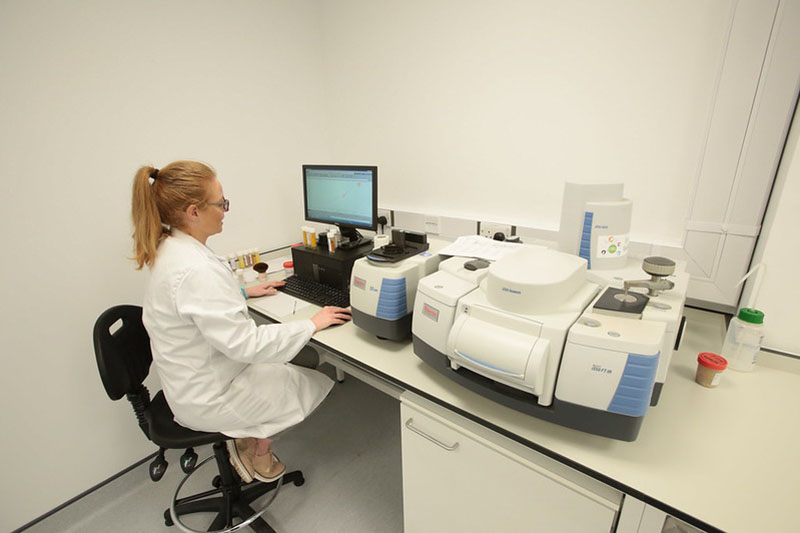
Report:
737,307,764,324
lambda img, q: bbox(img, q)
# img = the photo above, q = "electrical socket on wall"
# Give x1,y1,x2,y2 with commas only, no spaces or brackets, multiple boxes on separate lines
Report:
377,208,392,227
378,207,392,231
479,222,513,240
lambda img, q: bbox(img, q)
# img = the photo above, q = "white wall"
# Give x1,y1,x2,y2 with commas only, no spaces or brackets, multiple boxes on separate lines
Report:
742,102,800,356
0,1,329,529
317,0,733,247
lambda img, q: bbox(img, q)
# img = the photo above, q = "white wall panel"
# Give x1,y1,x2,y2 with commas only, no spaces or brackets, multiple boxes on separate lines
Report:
728,0,800,228
684,232,723,279
318,0,735,246
687,0,778,225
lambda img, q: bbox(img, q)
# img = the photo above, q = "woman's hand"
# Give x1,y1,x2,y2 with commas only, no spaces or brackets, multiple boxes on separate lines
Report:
311,306,352,331
245,281,285,298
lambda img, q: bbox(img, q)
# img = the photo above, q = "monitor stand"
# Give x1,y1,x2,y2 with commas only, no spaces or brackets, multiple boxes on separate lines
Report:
337,225,373,251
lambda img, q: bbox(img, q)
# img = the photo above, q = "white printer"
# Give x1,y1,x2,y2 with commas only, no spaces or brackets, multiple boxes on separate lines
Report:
350,230,443,341
412,245,671,441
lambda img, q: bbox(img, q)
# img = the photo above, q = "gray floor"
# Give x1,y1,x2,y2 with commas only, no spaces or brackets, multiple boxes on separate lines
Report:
26,366,403,533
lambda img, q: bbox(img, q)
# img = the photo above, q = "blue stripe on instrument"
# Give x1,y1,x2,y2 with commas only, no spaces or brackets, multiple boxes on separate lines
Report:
579,211,593,268
376,278,407,320
607,352,659,417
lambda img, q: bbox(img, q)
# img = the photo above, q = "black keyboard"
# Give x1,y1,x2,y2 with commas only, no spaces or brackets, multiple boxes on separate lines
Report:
277,275,350,308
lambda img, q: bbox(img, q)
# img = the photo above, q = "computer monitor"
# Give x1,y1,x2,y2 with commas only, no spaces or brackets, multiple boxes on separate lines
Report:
302,164,378,248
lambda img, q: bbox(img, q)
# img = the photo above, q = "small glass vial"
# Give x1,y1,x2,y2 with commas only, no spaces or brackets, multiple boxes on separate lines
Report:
327,229,338,253
308,229,317,248
695,353,727,388
283,261,294,277
721,308,765,372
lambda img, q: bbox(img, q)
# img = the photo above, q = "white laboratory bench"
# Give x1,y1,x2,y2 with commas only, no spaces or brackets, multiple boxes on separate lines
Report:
247,249,800,533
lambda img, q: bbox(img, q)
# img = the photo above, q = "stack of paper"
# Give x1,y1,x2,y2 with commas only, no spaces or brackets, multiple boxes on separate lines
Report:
438,235,522,262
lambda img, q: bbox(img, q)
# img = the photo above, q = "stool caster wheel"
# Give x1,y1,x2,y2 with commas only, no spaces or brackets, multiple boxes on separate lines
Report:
163,509,174,526
294,474,305,487
212,475,222,488
150,451,168,482
180,447,198,473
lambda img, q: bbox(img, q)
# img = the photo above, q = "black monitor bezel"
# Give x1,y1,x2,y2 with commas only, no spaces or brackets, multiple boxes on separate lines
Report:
302,164,378,233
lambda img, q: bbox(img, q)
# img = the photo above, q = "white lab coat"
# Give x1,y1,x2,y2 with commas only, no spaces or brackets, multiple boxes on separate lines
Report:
142,229,333,439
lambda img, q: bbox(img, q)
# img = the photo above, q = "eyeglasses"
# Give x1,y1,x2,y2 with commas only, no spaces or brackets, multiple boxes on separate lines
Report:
208,198,230,212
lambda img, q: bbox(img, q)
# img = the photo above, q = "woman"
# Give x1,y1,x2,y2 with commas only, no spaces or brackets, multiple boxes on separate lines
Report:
131,160,350,483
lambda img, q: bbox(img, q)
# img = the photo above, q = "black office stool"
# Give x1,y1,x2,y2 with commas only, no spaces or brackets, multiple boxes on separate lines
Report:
93,305,304,533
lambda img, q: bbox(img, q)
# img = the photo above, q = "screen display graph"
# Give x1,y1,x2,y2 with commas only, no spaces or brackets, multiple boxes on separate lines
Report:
303,166,377,230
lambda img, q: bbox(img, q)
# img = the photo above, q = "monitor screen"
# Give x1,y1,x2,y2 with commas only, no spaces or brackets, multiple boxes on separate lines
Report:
303,165,378,233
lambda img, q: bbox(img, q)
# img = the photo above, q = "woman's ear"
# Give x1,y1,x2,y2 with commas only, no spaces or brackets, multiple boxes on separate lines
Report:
184,204,200,224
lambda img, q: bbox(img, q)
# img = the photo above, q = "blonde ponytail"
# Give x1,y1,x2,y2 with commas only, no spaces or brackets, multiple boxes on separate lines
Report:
132,166,165,269
130,161,216,269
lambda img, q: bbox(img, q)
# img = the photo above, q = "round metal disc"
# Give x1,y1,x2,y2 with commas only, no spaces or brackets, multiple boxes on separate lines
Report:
613,293,639,304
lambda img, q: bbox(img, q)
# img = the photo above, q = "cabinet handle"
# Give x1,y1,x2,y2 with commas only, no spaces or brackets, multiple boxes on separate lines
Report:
405,418,459,451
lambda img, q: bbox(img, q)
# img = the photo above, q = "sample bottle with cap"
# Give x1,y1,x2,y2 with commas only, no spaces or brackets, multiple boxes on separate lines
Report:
721,308,765,372
695,352,728,388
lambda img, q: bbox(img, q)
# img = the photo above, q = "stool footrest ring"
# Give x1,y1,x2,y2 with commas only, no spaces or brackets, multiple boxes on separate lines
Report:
169,455,284,533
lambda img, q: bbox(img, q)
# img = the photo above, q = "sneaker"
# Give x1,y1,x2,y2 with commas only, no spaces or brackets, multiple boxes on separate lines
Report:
253,452,286,483
226,438,256,483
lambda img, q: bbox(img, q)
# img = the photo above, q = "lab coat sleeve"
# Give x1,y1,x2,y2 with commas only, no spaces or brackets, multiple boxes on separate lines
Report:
175,262,316,365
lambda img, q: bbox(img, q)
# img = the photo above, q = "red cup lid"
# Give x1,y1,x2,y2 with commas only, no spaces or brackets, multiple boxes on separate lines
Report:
283,261,294,268
697,352,727,370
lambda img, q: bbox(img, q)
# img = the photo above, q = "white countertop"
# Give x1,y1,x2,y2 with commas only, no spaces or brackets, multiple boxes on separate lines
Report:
248,249,800,533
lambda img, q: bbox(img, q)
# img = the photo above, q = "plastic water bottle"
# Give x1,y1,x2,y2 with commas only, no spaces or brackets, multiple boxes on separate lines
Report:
721,308,765,372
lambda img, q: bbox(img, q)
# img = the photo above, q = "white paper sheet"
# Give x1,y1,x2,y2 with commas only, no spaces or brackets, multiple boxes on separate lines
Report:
437,235,522,261
249,291,310,318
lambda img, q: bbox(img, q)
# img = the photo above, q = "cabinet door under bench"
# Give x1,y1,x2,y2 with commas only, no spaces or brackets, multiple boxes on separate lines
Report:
400,392,622,533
